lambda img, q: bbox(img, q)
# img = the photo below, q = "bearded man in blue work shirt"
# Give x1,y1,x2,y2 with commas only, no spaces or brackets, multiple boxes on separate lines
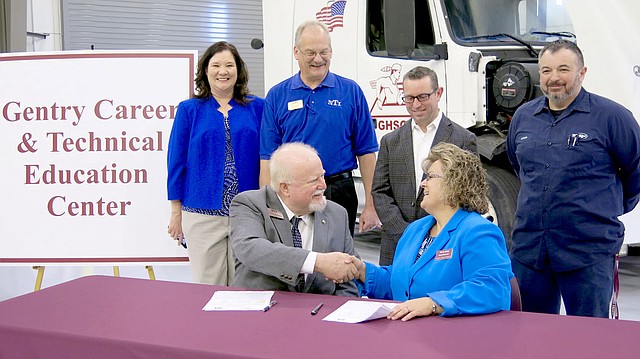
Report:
260,20,380,235
507,40,640,318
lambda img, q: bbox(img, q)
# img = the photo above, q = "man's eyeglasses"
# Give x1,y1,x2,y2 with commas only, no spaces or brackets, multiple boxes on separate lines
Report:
425,172,444,181
301,48,332,59
402,90,437,103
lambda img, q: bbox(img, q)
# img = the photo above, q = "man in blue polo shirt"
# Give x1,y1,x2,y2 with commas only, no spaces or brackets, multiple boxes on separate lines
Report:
260,20,380,235
507,40,640,318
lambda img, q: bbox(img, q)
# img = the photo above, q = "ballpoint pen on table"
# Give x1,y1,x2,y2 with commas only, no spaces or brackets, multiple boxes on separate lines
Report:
263,300,277,312
311,302,324,315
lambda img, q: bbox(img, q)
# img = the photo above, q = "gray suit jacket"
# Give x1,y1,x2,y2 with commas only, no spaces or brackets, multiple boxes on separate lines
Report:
230,186,359,297
372,115,477,265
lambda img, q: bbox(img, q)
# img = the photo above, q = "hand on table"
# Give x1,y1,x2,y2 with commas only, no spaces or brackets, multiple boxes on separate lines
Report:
387,297,440,322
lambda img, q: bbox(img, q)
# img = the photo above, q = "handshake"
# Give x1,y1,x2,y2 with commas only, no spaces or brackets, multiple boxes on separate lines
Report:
314,252,366,284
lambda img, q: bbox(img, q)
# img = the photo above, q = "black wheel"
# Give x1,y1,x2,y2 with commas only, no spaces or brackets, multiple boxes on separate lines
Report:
483,164,520,251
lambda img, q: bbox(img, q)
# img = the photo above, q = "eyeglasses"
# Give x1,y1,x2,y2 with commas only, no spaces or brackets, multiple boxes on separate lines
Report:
300,48,332,59
402,90,437,103
425,172,444,181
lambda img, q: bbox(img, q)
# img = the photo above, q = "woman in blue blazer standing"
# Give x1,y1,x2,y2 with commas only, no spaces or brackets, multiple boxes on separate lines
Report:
167,42,263,285
355,143,513,318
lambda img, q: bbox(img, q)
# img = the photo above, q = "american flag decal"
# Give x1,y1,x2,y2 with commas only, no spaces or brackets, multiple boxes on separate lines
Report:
315,1,347,32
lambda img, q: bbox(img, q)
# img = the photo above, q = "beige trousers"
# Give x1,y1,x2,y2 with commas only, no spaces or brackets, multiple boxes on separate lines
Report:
181,211,234,285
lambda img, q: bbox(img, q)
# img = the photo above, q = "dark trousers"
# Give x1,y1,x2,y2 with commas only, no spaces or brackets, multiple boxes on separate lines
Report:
324,176,357,235
512,256,615,318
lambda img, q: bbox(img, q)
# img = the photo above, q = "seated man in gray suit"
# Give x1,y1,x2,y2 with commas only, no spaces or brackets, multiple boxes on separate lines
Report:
373,66,478,265
230,142,360,296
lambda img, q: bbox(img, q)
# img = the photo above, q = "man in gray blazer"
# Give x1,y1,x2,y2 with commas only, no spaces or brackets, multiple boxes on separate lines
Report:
230,142,360,296
373,66,478,265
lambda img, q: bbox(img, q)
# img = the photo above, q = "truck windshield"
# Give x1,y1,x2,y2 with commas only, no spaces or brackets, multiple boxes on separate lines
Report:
443,0,575,44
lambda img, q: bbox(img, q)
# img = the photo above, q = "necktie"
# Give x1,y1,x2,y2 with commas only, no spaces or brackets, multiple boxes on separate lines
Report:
290,216,305,291
291,217,303,248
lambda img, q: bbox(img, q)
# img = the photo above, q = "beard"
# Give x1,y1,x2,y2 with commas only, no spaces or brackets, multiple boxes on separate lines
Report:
309,196,327,212
541,72,582,105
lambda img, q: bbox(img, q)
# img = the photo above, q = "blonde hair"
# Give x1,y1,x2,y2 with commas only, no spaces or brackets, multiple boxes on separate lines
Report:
422,143,489,213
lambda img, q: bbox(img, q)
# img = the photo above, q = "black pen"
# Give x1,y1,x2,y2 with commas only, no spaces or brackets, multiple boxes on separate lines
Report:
263,300,277,312
311,302,324,315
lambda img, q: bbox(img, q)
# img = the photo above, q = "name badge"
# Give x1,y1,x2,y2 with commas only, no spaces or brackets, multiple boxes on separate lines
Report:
288,99,303,111
268,208,284,220
435,249,453,260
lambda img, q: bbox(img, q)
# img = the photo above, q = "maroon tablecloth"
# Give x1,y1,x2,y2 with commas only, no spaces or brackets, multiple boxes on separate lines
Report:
0,275,638,358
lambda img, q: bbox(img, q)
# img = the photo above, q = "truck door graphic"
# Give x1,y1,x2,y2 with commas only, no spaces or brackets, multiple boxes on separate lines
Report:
369,63,410,131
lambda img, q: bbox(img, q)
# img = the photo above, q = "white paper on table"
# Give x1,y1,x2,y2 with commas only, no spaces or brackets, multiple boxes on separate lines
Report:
202,290,275,311
322,300,397,323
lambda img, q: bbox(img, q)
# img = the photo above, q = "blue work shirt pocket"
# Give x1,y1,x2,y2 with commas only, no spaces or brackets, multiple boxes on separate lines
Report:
565,133,606,173
515,134,537,174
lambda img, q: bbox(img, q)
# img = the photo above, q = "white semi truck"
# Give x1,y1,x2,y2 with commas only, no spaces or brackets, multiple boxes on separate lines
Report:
259,0,640,248
6,0,639,248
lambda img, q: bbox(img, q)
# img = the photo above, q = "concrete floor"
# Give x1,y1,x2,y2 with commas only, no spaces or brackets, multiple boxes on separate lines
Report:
2,235,639,321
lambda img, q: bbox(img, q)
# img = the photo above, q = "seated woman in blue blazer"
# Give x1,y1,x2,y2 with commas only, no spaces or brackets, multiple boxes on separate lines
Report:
354,143,513,319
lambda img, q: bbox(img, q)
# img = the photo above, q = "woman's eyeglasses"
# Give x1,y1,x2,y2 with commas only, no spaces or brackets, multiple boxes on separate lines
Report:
425,172,444,181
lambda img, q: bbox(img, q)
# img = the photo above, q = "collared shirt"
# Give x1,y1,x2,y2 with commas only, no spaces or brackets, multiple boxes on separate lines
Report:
260,71,379,176
507,88,640,272
411,111,443,194
277,195,317,275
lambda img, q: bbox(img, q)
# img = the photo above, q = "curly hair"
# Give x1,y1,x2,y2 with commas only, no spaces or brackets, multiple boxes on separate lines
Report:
193,41,252,104
421,143,489,214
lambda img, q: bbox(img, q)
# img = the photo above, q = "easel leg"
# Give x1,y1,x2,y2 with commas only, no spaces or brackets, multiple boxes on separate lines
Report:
145,265,156,280
32,266,45,291
113,266,120,277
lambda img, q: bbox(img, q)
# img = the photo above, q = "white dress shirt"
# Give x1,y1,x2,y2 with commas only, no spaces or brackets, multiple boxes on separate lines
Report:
278,196,317,275
412,111,443,195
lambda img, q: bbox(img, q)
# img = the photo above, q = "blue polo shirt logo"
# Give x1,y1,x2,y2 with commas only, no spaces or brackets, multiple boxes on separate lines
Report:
327,99,342,107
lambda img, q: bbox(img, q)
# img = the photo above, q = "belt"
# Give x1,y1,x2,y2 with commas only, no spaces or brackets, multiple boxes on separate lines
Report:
325,171,352,185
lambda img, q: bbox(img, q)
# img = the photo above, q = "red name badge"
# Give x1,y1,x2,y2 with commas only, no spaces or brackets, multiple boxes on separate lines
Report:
435,249,453,260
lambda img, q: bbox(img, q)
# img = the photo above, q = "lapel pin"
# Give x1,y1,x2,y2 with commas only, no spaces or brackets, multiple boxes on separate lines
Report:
321,219,327,224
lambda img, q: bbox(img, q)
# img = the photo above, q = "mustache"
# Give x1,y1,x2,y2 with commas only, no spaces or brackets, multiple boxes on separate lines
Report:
547,80,565,86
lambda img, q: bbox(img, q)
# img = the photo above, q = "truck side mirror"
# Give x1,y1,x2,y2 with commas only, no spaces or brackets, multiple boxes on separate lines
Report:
383,0,415,57
433,43,448,60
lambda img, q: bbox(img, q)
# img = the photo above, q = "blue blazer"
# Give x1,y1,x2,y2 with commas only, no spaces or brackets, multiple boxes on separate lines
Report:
167,96,263,210
361,209,513,316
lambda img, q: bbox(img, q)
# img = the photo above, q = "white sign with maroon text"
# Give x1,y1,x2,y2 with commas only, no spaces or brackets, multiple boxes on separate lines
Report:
0,51,196,264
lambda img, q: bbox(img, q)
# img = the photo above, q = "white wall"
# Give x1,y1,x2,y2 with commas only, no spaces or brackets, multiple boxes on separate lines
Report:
26,0,61,51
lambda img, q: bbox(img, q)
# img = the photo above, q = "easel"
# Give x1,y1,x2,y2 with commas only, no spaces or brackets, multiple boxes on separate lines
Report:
32,265,156,291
